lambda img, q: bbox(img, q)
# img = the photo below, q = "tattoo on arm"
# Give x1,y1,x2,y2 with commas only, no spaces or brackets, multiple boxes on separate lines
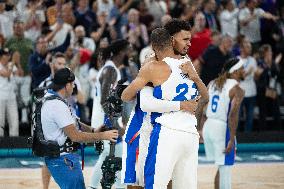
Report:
228,85,244,140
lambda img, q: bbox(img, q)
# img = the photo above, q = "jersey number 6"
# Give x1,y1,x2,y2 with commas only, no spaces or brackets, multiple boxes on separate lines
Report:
211,95,220,112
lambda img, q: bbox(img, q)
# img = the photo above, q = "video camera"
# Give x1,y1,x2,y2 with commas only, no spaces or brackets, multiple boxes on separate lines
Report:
100,79,128,189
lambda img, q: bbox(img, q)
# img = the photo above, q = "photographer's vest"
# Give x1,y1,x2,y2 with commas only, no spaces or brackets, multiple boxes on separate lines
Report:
91,60,121,129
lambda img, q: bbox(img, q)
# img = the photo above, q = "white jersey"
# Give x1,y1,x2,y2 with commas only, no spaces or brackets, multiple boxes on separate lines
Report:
153,57,199,134
206,79,238,122
91,60,121,129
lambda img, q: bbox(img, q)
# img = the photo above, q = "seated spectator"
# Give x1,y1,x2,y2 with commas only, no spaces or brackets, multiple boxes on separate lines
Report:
256,44,282,130
188,12,212,61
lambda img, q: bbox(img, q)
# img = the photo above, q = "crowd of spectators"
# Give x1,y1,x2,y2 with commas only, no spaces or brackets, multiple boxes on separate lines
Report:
0,0,283,137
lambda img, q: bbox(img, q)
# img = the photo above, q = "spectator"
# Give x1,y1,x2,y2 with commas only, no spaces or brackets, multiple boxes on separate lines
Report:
108,0,133,39
122,8,149,52
146,0,167,27
219,0,241,39
91,11,117,45
210,30,221,46
46,0,65,26
0,48,19,137
188,12,212,61
22,0,46,42
0,0,16,39
239,0,278,52
256,44,282,130
28,36,51,89
74,25,96,52
138,0,154,35
97,0,114,15
194,35,233,86
272,6,284,54
180,4,197,27
74,0,97,37
202,0,218,31
161,14,172,26
62,1,76,26
5,18,33,120
238,40,259,132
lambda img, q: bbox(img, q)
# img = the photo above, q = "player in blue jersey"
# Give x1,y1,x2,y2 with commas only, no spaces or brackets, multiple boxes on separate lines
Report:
201,58,245,189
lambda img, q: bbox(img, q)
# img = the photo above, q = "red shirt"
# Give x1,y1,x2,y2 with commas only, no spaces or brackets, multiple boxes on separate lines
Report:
188,28,212,61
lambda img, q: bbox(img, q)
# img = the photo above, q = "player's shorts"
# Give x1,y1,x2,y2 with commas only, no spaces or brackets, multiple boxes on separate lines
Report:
121,112,151,186
144,122,199,189
203,118,236,166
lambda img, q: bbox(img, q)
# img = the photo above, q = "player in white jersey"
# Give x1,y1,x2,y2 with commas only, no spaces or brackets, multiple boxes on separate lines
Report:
201,58,245,189
121,28,208,189
89,40,130,189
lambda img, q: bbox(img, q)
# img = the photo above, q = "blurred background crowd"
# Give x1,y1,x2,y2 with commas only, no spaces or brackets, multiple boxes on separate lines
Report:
0,0,283,138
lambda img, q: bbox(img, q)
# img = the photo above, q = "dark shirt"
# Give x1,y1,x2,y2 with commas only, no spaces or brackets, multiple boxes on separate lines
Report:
200,45,233,86
28,52,51,89
74,8,97,37
257,60,280,91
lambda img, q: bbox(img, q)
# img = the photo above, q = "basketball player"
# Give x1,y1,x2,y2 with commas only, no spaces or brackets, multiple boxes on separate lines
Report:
122,19,204,189
201,58,245,189
121,28,208,189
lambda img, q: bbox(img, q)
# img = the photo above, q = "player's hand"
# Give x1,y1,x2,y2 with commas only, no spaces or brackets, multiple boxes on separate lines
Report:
101,130,119,143
179,62,199,81
224,140,234,154
180,97,200,114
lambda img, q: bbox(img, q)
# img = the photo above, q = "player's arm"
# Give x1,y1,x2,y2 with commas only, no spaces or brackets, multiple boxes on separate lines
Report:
140,86,199,113
121,65,151,102
226,85,245,154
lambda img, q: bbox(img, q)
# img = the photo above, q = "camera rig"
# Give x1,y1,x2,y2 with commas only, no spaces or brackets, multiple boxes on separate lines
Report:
100,80,127,189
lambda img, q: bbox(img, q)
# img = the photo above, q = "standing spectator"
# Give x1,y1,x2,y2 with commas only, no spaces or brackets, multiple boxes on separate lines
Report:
28,36,51,89
202,0,218,31
238,40,259,132
194,35,233,86
74,0,97,37
0,48,19,137
97,0,114,15
46,0,64,26
74,25,96,52
5,18,33,121
138,0,154,35
146,0,167,26
272,6,284,54
122,8,149,52
0,0,16,39
239,0,278,52
91,11,117,45
22,0,46,42
188,12,212,61
219,0,240,39
256,44,282,130
108,0,133,39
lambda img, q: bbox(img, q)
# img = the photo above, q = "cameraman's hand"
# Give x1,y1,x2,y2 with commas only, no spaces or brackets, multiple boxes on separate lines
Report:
101,130,119,142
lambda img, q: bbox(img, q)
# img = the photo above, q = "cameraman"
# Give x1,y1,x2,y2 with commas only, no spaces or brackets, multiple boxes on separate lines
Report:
42,68,118,189
38,52,85,189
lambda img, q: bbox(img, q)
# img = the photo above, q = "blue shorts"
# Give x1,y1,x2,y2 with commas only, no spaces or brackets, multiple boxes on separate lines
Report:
45,153,85,189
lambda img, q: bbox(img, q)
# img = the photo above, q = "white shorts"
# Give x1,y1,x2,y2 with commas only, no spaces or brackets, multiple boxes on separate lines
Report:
144,125,199,189
203,118,236,166
121,114,152,187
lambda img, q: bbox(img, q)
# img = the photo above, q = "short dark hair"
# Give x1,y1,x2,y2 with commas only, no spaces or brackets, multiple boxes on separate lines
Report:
102,39,129,60
164,19,191,36
150,28,172,51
